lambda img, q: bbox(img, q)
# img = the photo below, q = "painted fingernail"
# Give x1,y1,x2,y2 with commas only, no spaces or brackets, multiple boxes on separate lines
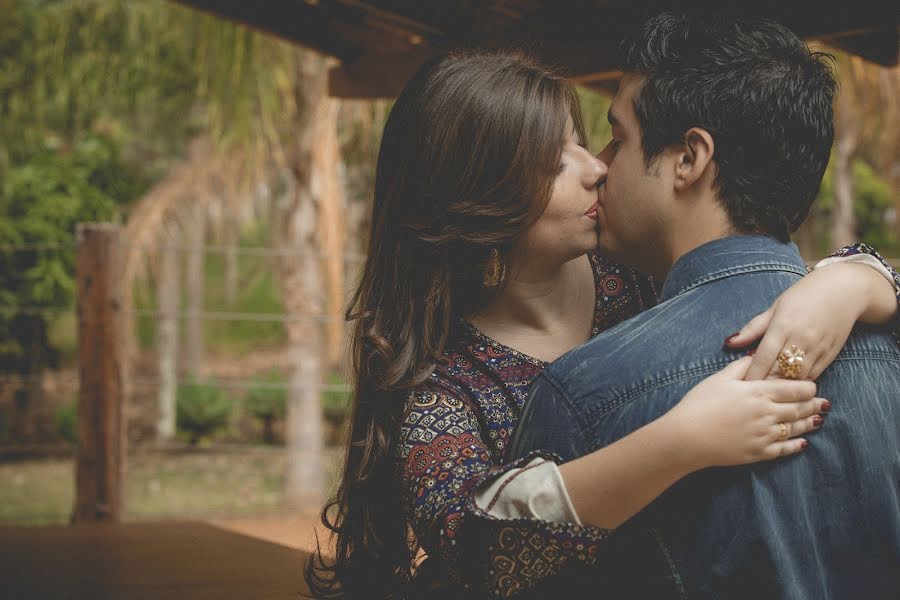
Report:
813,415,824,427
724,332,740,344
821,400,831,412
801,440,809,450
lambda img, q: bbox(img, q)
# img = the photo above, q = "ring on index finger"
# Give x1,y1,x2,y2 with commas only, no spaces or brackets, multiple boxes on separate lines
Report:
777,345,806,379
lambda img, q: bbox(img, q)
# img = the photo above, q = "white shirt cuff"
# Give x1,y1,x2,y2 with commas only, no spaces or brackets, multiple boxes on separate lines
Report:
474,457,581,525
813,253,894,285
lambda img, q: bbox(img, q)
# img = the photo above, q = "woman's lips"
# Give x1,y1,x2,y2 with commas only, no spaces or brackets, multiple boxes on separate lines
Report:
585,201,599,221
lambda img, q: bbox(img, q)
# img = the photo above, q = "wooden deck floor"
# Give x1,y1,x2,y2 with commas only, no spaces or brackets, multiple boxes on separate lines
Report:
0,521,310,599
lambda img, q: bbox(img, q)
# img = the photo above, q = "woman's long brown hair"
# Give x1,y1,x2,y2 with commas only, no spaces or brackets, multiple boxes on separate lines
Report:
306,50,586,599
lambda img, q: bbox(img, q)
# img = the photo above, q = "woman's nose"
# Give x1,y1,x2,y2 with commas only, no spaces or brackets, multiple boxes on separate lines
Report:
586,151,608,187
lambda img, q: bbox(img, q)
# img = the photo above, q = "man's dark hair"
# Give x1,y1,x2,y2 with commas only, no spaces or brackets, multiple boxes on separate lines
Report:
617,13,837,242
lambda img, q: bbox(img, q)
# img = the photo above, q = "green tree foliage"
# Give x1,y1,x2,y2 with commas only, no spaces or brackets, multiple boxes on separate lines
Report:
577,87,612,151
243,372,287,445
55,399,78,443
0,0,197,377
0,0,199,172
0,135,149,370
176,380,232,445
814,157,898,254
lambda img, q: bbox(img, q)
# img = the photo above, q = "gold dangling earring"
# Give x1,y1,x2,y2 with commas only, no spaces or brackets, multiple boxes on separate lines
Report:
483,248,506,287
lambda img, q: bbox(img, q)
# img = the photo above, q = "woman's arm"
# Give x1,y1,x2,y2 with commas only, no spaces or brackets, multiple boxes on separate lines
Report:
397,391,612,597
726,246,899,381
399,362,823,596
814,245,899,323
558,357,824,529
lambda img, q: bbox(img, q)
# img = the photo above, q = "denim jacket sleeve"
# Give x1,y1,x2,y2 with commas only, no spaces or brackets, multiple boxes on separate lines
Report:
396,390,609,598
507,372,592,463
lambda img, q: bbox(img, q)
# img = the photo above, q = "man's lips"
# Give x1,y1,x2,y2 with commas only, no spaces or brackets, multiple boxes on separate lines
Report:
585,201,599,221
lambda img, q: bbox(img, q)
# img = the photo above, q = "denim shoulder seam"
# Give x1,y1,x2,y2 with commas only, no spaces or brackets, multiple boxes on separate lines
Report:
668,262,807,298
540,368,591,436
584,361,728,422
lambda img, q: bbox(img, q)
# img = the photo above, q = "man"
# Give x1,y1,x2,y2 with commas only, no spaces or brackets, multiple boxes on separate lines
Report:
509,13,900,599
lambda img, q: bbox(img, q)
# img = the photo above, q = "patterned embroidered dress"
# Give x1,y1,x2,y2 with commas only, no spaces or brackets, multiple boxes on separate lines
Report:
395,245,900,599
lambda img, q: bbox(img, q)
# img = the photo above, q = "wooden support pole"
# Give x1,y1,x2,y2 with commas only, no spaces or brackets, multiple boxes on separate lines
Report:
72,224,125,523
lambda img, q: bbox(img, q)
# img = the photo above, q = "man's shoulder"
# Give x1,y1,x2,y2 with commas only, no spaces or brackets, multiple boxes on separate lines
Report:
544,264,816,398
543,292,707,401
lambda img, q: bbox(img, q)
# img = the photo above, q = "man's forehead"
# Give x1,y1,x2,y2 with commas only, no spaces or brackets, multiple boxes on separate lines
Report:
609,74,644,123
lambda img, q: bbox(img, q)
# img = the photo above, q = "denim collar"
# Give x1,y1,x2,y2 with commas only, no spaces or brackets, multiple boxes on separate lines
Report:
659,235,809,302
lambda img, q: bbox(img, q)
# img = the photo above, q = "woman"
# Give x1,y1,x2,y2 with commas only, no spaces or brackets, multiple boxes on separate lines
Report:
306,51,900,599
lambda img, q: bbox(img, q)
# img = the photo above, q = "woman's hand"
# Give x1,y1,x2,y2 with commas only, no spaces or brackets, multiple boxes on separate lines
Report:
725,262,898,381
662,357,827,472
560,357,827,529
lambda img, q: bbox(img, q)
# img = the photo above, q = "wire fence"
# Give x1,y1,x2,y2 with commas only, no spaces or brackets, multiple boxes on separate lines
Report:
0,373,352,393
0,241,368,261
2,238,899,526
1,238,898,454
0,306,346,322
1,238,363,460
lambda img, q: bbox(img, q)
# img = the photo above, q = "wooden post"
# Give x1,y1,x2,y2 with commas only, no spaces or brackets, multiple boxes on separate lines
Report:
72,224,125,523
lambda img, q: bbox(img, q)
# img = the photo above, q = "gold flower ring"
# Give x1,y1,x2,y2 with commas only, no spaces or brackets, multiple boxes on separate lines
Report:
777,344,806,379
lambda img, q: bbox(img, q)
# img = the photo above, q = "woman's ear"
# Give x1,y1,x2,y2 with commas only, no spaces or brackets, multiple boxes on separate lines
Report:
674,128,714,191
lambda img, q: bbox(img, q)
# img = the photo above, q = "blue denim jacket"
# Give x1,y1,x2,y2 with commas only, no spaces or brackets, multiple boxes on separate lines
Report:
509,236,900,600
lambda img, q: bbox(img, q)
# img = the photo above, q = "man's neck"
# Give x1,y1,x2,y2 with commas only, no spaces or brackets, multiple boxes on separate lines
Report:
652,202,735,280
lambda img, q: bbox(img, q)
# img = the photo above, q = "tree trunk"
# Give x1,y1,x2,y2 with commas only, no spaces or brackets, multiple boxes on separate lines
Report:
184,201,206,379
877,68,900,231
279,191,326,507
223,208,239,307
277,52,336,508
220,174,241,308
314,97,347,369
832,64,859,250
156,224,180,442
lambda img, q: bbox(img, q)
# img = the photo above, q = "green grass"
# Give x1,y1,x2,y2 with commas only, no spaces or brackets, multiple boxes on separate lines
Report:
0,446,344,525
126,450,287,518
0,459,74,525
48,231,289,362
202,252,287,353
47,310,78,366
134,230,288,353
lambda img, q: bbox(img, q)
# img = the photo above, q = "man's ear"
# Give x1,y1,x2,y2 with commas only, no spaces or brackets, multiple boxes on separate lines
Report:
674,128,714,191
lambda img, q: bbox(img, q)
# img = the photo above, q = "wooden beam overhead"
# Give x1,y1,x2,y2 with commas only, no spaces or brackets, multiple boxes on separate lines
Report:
823,28,900,67
172,0,900,98
328,47,438,98
172,0,365,61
